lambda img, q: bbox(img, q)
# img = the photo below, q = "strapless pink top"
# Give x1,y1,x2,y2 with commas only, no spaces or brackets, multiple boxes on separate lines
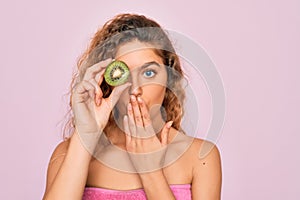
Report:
82,184,191,200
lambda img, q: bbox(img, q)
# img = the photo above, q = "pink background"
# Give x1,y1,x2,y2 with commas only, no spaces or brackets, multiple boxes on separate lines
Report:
0,0,299,199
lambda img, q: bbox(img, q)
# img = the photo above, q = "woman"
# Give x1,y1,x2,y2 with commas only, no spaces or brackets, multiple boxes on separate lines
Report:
43,13,222,200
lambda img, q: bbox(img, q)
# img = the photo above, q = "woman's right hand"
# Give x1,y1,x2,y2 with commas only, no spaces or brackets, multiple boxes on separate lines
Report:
71,58,131,139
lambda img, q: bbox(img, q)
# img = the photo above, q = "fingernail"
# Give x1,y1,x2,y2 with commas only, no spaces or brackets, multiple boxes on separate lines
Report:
130,95,136,102
137,96,143,103
167,121,173,128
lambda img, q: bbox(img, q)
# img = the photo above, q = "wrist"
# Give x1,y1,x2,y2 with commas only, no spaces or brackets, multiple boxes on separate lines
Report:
72,128,103,154
139,169,165,184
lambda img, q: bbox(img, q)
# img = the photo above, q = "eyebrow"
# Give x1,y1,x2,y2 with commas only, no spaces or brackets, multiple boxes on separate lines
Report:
140,61,161,69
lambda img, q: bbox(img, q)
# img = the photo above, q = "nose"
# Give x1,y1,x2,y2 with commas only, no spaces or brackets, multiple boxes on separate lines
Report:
128,74,143,96
130,86,143,96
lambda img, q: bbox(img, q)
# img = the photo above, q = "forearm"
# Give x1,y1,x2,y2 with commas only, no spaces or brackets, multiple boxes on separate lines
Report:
139,170,176,200
43,132,93,200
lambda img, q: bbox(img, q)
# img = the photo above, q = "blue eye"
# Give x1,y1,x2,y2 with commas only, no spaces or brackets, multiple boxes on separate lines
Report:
143,70,156,78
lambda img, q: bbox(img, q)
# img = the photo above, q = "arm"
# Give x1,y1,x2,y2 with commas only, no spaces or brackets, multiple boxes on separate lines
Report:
43,131,93,200
123,95,175,199
139,170,176,200
43,58,129,199
191,141,222,200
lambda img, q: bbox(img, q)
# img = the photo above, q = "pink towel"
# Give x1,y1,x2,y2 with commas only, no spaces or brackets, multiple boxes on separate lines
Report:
82,184,191,200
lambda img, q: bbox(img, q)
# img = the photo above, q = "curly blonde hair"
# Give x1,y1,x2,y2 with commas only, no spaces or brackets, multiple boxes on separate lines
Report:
62,13,186,139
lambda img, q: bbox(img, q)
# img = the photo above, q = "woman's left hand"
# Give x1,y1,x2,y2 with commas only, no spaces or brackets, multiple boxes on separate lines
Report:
123,95,173,173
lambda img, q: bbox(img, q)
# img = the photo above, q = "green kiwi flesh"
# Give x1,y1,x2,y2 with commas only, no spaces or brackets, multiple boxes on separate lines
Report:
104,60,130,86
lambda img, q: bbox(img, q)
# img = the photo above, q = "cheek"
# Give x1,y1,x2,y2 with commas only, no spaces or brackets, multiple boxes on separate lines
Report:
143,69,167,105
143,85,166,106
115,89,130,114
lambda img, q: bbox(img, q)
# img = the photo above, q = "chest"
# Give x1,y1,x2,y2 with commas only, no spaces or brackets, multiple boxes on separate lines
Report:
86,147,193,190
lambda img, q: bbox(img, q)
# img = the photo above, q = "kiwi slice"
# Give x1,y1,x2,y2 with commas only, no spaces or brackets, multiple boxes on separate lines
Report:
104,60,130,86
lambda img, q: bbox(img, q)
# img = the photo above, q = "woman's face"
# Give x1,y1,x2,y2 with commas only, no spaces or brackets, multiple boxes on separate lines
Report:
113,40,168,124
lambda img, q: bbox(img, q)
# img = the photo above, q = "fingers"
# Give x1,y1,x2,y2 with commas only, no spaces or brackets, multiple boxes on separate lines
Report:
82,58,112,82
160,121,173,146
123,115,131,147
72,80,96,103
137,96,152,127
107,82,131,109
127,103,137,138
137,96,156,136
125,95,156,139
130,95,143,127
82,58,112,106
89,78,103,106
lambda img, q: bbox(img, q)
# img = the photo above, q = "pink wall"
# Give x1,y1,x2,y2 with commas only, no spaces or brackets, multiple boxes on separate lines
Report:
0,0,299,199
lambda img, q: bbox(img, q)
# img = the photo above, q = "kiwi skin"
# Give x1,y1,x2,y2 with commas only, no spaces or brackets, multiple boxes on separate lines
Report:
104,60,130,86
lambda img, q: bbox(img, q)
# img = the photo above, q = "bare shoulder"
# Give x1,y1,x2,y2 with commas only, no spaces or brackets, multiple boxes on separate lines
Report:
44,138,71,194
189,137,221,163
187,137,222,199
168,129,221,165
48,138,70,164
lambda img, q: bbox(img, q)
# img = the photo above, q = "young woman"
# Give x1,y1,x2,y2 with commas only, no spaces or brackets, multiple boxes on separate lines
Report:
43,13,222,200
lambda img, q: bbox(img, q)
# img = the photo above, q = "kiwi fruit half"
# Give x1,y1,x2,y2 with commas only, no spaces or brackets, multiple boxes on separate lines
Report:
104,60,130,86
